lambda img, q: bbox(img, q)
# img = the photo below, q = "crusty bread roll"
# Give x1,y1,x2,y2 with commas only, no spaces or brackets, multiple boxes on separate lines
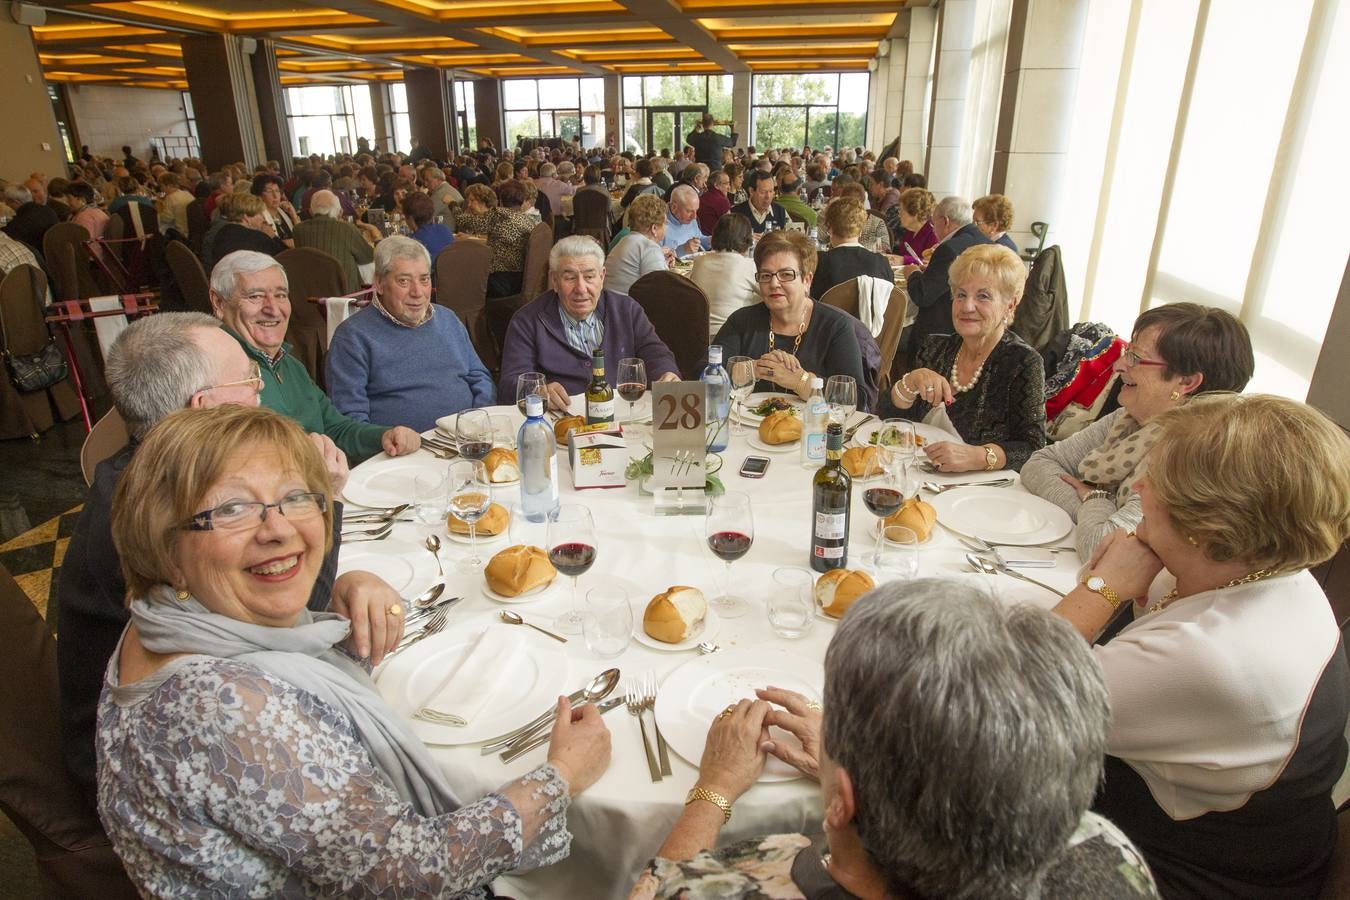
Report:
841,446,879,477
482,447,520,483
485,544,556,596
447,501,509,535
644,586,707,643
554,415,585,445
814,569,876,619
883,498,936,541
758,410,802,445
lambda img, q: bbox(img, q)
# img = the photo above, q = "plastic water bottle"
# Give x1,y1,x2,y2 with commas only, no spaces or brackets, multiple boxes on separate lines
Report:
517,394,559,521
701,345,731,453
802,376,827,467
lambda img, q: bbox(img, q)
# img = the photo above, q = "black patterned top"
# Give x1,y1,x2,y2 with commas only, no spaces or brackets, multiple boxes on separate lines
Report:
900,331,1047,471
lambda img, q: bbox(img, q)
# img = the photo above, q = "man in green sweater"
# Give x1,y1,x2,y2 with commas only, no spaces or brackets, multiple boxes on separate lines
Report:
775,173,818,231
210,250,422,465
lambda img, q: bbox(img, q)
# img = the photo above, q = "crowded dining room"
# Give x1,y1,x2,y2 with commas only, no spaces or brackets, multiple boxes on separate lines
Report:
2,0,1349,896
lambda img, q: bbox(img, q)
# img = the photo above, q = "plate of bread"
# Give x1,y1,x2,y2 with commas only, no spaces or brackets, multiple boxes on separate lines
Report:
446,502,511,544
553,415,587,446
481,544,557,603
871,497,937,544
635,586,720,652
748,410,803,452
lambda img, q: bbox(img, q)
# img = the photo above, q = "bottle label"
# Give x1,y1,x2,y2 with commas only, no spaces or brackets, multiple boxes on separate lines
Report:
804,432,826,460
587,399,615,423
813,544,845,560
814,511,846,539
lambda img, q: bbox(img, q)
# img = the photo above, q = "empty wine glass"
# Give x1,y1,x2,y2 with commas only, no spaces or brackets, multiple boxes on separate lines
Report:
455,408,492,461
875,524,920,581
547,505,597,634
447,460,491,569
616,357,647,425
727,355,755,436
824,375,857,426
877,419,920,497
516,371,547,415
705,490,753,618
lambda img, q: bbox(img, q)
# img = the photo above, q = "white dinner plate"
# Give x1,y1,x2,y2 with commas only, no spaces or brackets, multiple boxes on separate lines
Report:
376,613,568,745
852,419,953,450
655,645,824,781
481,577,557,604
632,607,721,652
342,456,446,509
747,434,800,454
735,392,803,425
929,486,1073,546
336,538,440,597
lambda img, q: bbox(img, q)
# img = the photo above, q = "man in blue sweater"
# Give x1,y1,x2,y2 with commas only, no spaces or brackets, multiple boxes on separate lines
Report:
327,235,495,432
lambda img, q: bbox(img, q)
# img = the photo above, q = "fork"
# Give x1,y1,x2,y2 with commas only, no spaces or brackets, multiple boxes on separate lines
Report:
342,521,394,538
644,672,672,776
389,608,448,657
626,682,662,782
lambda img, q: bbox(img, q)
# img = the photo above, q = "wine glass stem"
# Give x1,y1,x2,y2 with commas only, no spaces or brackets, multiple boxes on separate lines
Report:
724,561,733,602
571,575,579,613
468,522,477,564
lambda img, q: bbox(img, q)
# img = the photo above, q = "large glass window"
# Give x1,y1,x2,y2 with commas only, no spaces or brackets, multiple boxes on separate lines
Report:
750,72,869,152
621,75,733,155
389,82,411,155
452,78,477,152
285,85,378,156
501,77,605,149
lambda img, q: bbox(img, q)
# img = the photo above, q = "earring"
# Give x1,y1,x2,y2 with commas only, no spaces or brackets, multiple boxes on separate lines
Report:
1170,390,1182,402
1187,535,1198,547
175,587,190,601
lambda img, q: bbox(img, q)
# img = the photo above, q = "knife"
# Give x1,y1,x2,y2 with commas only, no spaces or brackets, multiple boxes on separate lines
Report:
480,690,588,754
500,698,624,763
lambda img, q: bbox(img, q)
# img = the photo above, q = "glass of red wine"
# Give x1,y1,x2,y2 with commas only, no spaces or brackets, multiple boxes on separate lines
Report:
616,357,647,427
705,490,753,618
546,504,598,634
861,448,903,565
455,408,492,461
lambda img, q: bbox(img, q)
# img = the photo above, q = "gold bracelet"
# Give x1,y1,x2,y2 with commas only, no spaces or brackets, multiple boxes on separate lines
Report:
685,787,732,823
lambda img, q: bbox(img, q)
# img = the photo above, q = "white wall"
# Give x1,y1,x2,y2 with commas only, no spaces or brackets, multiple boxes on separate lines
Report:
0,19,65,181
66,84,193,159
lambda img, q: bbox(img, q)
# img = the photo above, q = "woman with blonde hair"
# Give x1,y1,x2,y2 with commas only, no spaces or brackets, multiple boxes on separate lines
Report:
897,187,938,265
973,193,1017,252
810,198,895,299
603,193,670,295
1054,393,1350,898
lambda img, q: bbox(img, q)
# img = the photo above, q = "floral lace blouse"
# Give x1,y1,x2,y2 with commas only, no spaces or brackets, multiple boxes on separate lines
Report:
97,655,571,898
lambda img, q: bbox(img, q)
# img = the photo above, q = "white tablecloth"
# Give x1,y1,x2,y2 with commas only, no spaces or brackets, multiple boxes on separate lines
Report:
343,400,1081,899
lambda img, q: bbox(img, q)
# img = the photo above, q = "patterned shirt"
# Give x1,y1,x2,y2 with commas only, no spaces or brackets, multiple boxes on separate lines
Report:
559,302,605,355
0,231,39,279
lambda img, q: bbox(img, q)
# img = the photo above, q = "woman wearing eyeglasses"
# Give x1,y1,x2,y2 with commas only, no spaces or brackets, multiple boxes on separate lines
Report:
97,405,612,898
712,230,874,410
1022,303,1253,558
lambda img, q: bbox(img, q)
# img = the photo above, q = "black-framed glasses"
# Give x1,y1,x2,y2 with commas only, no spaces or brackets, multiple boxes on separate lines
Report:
185,491,327,532
204,360,263,393
755,269,800,284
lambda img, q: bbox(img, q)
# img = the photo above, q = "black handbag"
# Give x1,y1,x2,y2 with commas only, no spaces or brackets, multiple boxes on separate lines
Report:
0,301,68,393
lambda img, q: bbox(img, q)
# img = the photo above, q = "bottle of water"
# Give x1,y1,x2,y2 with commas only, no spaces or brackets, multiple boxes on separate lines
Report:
517,394,559,522
701,345,731,453
801,376,827,467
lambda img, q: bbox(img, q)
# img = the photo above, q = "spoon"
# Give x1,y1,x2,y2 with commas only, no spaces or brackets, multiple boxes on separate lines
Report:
409,582,445,609
499,610,568,643
965,553,1066,598
696,641,720,655
500,668,621,756
921,477,1014,494
425,534,444,577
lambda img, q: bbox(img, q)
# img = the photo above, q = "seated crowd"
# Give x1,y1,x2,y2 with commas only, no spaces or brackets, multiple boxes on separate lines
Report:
16,135,1350,899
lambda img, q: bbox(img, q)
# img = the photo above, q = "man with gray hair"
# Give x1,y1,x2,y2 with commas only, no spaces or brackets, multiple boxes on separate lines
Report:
328,236,493,432
292,188,379,292
2,182,58,253
421,165,463,219
903,194,992,353
634,579,1157,897
55,311,406,811
661,184,709,259
534,161,574,215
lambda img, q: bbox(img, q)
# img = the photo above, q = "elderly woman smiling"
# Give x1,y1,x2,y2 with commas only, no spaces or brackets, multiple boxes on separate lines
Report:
98,405,611,898
890,243,1046,472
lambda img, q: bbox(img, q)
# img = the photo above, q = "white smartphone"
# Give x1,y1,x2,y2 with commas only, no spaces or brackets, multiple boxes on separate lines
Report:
999,547,1056,568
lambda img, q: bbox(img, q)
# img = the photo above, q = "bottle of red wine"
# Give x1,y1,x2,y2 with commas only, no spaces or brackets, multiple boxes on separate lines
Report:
810,422,851,573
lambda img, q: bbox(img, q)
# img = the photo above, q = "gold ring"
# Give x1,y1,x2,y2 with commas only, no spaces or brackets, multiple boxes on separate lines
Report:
717,703,736,720
1126,531,1137,539
387,603,403,617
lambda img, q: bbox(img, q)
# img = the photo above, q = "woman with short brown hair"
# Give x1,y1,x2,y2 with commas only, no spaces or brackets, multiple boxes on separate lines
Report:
973,194,1016,252
897,187,938,265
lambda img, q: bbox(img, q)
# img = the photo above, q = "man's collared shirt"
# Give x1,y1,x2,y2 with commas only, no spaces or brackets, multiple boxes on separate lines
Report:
372,296,433,329
559,299,605,356
661,209,710,258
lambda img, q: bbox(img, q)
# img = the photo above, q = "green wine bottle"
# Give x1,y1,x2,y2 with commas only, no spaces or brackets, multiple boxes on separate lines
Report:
810,422,851,573
585,349,615,426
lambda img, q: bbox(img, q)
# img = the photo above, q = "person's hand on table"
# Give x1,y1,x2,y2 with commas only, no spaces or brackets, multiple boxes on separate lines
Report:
306,432,350,495
545,381,574,412
923,441,984,473
1085,528,1165,602
381,425,421,456
756,687,822,782
329,570,403,664
1060,473,1103,502
547,696,612,797
696,699,771,802
754,351,805,393
901,263,924,278
655,372,681,383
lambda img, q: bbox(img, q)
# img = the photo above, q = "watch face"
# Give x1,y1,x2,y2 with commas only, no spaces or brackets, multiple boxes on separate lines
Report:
1087,576,1105,591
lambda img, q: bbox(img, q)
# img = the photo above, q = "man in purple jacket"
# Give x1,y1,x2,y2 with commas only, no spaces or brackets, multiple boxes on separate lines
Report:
498,234,680,410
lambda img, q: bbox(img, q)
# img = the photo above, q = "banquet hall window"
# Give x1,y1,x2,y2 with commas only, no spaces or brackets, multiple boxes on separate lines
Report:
285,85,376,157
503,77,606,148
750,72,869,150
622,74,733,156
388,82,411,155
452,77,478,150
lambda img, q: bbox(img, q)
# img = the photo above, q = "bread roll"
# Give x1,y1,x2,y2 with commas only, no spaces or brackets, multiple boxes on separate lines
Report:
758,410,802,445
554,415,585,445
883,498,936,541
841,446,879,477
813,569,875,619
447,501,509,535
644,586,707,643
482,447,520,483
485,544,556,596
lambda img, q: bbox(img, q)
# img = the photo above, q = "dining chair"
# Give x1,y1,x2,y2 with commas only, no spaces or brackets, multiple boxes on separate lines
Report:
164,240,213,315
42,222,97,302
434,240,497,372
571,189,611,251
185,198,209,259
0,265,81,439
277,247,345,390
874,284,910,395
486,222,555,357
819,278,861,317
80,408,129,486
1011,245,1068,354
628,270,711,380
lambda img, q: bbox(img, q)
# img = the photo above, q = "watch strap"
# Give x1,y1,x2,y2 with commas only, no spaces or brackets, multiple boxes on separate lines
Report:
686,787,733,823
1081,575,1123,610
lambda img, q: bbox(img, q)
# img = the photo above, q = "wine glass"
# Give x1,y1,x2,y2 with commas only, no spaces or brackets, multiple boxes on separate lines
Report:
727,355,755,436
447,460,491,569
875,524,920,581
516,371,547,415
616,357,647,426
824,375,857,426
877,419,920,497
455,408,492,461
705,490,753,618
547,504,598,634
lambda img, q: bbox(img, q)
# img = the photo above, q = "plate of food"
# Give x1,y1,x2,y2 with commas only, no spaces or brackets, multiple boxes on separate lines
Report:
634,586,721,652
749,409,803,452
853,419,950,450
735,393,803,425
481,544,557,603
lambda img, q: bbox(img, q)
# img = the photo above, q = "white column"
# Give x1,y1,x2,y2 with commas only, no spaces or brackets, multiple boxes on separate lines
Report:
603,74,621,148
732,72,751,148
927,0,977,197
900,7,937,171
867,38,908,154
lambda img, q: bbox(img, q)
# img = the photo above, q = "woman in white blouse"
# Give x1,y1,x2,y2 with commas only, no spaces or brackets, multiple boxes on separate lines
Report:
603,193,671,296
689,213,758,339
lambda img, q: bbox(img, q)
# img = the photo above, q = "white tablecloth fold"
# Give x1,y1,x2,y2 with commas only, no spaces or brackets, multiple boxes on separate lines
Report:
420,626,525,727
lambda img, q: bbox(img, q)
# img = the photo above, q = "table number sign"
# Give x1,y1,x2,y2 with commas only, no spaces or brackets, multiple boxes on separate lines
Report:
650,381,707,515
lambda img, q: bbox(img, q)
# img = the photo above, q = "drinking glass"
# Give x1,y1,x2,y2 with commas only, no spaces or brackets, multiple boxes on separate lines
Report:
824,375,857,426
413,466,448,526
455,409,492,461
861,449,903,523
583,585,633,659
490,414,516,450
875,419,919,496
616,357,647,425
727,355,755,436
516,371,547,414
508,501,549,548
447,460,491,569
875,525,920,581
705,491,753,618
768,567,814,638
547,505,598,634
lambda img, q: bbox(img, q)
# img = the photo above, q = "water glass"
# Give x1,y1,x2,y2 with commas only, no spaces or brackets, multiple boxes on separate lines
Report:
727,355,755,435
490,414,516,449
875,525,920,582
768,567,814,639
516,371,547,413
583,585,633,659
825,375,857,425
413,467,449,525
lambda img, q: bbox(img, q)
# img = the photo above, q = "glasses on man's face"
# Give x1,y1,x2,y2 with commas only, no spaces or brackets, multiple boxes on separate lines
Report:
236,289,289,308
755,269,800,284
205,360,263,393
185,491,326,532
1121,342,1168,369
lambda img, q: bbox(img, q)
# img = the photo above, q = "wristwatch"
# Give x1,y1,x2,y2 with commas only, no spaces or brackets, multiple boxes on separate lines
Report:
799,371,810,387
1081,575,1122,610
983,445,997,471
686,787,733,823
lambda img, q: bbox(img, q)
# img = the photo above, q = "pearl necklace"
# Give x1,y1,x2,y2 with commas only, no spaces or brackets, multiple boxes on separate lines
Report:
1147,568,1281,614
950,350,985,394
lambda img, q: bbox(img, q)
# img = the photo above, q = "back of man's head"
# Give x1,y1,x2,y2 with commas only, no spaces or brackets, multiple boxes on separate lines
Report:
935,195,972,228
310,189,342,218
106,312,225,439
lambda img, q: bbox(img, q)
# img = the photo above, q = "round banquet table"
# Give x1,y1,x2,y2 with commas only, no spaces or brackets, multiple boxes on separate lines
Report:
342,397,1083,899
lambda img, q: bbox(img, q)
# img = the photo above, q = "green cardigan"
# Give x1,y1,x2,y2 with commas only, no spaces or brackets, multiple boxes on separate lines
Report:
226,327,386,464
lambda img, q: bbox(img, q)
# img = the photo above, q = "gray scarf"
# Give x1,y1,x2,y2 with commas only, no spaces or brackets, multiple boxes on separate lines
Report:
129,586,459,816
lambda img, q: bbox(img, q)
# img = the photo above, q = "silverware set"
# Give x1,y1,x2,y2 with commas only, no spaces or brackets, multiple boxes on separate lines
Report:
921,477,1014,494
388,607,448,658
478,669,621,758
341,502,412,541
627,672,672,782
841,413,875,443
421,434,460,459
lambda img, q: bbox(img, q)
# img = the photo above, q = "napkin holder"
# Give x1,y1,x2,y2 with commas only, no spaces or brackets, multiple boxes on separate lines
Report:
568,427,627,489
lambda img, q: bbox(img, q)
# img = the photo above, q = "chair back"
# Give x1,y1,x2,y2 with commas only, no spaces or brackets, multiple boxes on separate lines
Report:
43,223,93,302
164,240,213,314
819,278,861,318
628,270,710,379
0,265,52,355
1012,245,1068,354
80,408,128,486
185,199,209,258
521,222,554,301
875,284,909,394
571,189,611,250
0,562,139,898
434,240,497,370
277,247,344,388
